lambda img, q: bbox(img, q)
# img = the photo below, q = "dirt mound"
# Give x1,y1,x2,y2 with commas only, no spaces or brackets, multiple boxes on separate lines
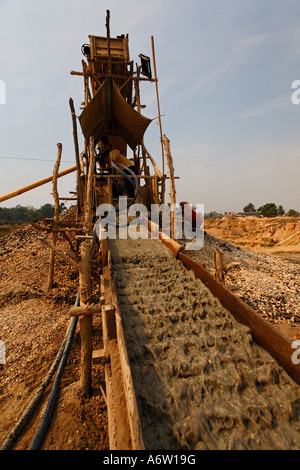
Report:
205,216,300,249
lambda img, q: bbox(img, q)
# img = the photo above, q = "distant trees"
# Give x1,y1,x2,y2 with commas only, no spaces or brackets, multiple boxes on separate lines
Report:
258,203,278,218
241,202,298,218
286,209,299,217
204,211,223,219
243,203,256,213
0,203,66,225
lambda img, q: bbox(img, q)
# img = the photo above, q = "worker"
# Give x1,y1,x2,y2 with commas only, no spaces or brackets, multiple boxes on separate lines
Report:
96,135,113,170
109,149,137,198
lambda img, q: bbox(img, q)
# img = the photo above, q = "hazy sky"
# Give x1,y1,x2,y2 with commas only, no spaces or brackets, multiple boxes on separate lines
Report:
0,0,299,213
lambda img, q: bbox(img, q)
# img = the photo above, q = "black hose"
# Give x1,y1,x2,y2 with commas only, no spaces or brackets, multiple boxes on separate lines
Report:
29,292,79,450
0,295,79,451
111,161,143,207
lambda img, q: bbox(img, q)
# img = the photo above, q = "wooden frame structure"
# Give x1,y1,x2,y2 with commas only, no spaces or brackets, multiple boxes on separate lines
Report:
70,10,177,213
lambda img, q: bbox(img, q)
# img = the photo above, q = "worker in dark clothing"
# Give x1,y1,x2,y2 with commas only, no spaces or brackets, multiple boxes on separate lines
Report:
96,135,113,170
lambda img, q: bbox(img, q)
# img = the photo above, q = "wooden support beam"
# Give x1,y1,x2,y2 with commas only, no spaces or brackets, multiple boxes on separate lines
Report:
69,97,83,213
39,237,79,269
84,136,96,233
48,143,62,289
70,70,84,76
151,36,165,177
79,135,96,397
213,249,240,285
106,10,112,76
142,145,162,179
163,135,176,239
79,240,93,396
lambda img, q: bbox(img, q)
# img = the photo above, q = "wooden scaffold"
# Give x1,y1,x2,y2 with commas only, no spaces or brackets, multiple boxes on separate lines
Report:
30,10,179,398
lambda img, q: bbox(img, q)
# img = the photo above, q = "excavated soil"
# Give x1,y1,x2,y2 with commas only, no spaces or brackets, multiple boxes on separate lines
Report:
204,215,300,250
110,239,300,450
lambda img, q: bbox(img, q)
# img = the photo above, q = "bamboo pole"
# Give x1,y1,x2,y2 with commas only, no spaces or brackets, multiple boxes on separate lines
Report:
163,135,176,239
84,136,96,232
79,135,96,396
106,10,112,77
69,98,83,214
69,303,102,317
141,145,162,179
82,60,89,107
151,36,165,176
135,65,148,177
39,237,79,269
48,143,62,289
0,166,77,204
79,240,92,396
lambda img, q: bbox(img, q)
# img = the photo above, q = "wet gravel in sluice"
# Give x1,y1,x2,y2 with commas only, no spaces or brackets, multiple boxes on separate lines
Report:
110,240,300,450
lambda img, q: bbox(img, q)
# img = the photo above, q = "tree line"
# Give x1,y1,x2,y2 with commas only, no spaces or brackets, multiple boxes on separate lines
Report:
205,203,299,219
243,202,299,218
0,203,66,225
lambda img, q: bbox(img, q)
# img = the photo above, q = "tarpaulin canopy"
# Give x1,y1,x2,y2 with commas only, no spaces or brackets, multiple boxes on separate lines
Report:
79,78,152,150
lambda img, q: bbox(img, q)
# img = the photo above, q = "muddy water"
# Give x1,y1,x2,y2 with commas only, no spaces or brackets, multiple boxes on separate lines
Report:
109,239,300,450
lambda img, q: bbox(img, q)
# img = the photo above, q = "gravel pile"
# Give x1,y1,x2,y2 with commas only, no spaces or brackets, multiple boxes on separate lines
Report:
186,233,300,328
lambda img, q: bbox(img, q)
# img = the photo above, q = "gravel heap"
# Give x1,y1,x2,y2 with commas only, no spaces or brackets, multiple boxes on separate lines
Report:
185,233,300,328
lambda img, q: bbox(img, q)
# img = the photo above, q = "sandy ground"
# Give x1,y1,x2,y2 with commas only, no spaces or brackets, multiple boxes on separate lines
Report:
110,239,300,450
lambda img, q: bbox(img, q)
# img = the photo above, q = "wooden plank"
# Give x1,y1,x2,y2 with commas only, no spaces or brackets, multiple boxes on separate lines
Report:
109,268,146,450
102,266,133,450
101,245,145,450
92,349,109,365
